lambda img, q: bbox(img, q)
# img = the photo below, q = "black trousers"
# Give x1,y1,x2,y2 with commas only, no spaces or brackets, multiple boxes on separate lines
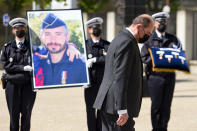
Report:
5,81,36,131
100,111,135,131
148,74,175,131
85,86,101,131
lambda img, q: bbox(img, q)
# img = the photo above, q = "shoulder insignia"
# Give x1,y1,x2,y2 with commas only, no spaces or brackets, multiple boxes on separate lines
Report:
4,41,11,47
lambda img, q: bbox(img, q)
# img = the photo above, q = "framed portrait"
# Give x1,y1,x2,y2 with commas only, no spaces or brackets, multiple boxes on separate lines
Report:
26,9,90,90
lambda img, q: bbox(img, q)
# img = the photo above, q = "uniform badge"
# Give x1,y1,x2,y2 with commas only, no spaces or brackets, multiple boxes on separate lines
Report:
156,51,164,59
171,52,179,59
102,49,107,56
165,55,173,63
9,57,13,62
61,71,67,84
88,54,93,59
179,56,185,64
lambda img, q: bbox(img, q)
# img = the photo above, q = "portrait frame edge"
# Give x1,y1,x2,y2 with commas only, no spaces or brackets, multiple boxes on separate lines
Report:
26,9,90,90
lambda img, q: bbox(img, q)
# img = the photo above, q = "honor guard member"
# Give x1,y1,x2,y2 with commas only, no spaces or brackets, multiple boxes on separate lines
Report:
39,13,87,85
1,18,36,131
84,17,110,131
141,12,182,131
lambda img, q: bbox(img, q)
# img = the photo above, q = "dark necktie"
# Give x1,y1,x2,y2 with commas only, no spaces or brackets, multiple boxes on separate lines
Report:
18,42,23,49
93,42,99,47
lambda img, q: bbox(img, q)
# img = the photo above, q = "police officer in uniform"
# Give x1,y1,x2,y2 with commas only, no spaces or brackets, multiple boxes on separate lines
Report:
1,18,36,131
84,17,110,131
141,12,182,131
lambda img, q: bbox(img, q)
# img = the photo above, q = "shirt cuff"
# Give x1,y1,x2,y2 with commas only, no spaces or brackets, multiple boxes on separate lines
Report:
117,109,128,115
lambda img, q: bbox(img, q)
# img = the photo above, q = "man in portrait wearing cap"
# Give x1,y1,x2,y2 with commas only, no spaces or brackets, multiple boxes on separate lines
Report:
38,13,87,86
93,14,154,131
141,12,182,131
1,17,36,131
84,17,110,131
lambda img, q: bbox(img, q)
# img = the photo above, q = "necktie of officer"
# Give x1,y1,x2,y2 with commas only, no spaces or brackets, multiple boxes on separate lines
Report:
18,42,23,49
93,42,99,47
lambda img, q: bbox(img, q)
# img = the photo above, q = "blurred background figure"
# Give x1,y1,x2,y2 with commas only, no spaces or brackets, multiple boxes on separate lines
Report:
84,17,110,131
141,12,182,131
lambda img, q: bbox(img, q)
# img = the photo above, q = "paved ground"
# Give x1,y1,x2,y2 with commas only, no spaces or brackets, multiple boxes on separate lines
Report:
0,71,197,131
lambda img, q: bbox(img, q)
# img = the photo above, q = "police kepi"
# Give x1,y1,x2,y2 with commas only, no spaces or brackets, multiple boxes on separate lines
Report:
86,17,103,38
152,12,169,22
86,17,103,28
9,17,28,27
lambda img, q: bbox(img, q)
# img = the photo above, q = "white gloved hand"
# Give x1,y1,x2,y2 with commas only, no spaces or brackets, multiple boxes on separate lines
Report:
24,65,33,72
82,84,91,88
87,57,97,68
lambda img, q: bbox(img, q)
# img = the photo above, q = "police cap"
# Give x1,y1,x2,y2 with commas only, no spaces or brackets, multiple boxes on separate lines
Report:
9,17,28,28
86,17,103,28
41,13,67,30
152,12,170,22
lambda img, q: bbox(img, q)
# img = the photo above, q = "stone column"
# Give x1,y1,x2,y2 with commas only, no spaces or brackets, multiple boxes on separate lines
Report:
107,12,115,42
176,10,193,60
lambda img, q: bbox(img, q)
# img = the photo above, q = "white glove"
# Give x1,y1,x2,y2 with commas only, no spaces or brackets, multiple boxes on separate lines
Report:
87,57,96,68
24,65,33,72
82,84,91,88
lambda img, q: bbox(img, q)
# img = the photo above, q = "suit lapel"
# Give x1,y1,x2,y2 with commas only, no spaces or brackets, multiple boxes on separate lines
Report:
122,29,137,44
122,29,143,74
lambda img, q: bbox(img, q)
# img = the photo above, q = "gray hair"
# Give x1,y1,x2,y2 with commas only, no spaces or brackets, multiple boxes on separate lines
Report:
132,16,152,28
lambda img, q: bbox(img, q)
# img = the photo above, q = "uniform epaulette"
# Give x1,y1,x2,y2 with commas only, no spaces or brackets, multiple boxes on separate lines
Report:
4,41,11,47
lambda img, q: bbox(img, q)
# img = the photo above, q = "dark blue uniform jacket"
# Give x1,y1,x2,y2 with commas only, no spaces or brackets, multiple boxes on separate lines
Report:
40,50,87,86
86,38,110,87
1,40,32,85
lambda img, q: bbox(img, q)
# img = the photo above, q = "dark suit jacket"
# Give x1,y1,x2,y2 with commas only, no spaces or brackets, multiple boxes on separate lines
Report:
93,29,143,117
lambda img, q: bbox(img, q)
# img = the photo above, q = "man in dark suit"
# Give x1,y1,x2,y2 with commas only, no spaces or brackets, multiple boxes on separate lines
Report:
93,14,154,131
84,17,110,131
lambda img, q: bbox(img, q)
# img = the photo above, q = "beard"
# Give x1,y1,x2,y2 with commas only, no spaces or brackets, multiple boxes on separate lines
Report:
46,42,66,54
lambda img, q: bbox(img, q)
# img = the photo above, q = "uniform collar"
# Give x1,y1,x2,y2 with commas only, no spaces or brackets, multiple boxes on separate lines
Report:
15,39,25,49
155,29,165,39
91,38,104,48
92,38,100,43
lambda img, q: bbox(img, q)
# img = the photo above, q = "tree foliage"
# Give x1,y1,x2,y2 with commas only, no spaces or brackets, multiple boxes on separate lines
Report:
67,20,84,53
78,0,110,13
2,0,31,17
34,0,67,9
1,0,67,18
146,0,180,13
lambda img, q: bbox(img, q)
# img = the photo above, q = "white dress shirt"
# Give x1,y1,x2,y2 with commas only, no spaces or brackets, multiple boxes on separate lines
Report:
92,38,100,43
156,29,165,39
16,39,25,49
